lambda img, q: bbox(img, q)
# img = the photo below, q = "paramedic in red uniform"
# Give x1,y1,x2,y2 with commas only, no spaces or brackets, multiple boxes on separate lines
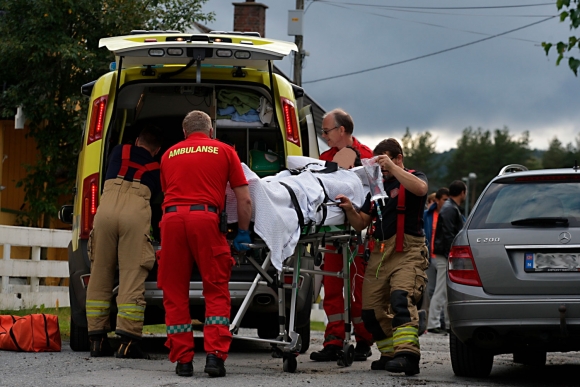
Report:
310,108,375,362
158,110,252,378
86,125,162,359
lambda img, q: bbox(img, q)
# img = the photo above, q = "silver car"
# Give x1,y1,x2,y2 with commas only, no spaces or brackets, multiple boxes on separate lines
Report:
447,164,580,377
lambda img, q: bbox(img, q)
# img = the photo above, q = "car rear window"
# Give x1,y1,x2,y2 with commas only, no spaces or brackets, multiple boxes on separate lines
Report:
469,175,580,229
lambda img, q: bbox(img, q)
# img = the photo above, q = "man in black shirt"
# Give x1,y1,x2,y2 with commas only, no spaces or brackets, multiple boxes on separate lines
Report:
86,125,162,359
336,138,429,375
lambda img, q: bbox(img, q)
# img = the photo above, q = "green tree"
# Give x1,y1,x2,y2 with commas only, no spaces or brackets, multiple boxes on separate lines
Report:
542,0,580,75
543,137,568,168
0,0,213,227
446,127,532,210
401,128,442,192
542,135,580,168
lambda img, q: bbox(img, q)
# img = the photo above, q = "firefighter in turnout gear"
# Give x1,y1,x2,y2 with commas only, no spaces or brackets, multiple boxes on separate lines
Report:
335,138,429,376
158,110,252,378
86,125,162,359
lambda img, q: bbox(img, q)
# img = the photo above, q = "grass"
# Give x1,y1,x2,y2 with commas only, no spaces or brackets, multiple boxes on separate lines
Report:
310,321,326,332
0,307,327,339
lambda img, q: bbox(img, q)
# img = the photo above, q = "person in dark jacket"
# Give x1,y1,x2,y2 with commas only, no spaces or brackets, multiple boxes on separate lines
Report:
428,181,466,334
421,188,449,316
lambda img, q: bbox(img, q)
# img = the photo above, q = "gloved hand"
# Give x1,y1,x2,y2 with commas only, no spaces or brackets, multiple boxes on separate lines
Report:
233,229,251,251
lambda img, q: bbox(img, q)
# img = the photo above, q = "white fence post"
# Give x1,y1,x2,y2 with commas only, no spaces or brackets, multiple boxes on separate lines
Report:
1,244,10,294
30,246,41,293
0,225,71,310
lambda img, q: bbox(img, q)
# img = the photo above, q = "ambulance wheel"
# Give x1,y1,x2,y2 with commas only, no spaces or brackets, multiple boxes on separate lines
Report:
283,355,298,373
337,343,354,367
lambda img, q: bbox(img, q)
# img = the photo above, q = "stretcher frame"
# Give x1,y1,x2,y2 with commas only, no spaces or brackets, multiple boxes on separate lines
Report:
229,224,357,373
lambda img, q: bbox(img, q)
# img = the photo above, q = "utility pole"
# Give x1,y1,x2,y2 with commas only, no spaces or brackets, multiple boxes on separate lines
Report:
293,0,304,86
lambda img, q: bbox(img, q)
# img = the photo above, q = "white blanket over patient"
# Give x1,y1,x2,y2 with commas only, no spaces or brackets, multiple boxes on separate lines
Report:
225,158,370,270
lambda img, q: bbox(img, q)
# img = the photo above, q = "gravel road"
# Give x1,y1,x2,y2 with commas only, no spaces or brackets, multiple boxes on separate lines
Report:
1,329,580,386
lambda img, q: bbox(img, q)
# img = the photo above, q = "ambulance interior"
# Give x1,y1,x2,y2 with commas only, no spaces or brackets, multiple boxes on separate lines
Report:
110,84,281,156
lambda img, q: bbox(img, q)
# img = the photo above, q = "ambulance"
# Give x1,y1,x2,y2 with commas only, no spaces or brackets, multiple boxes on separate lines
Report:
59,31,325,352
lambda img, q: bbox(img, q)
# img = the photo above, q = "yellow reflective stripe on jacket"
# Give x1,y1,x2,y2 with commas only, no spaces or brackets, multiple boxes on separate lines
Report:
118,304,145,322
375,337,394,354
393,326,419,347
86,300,110,318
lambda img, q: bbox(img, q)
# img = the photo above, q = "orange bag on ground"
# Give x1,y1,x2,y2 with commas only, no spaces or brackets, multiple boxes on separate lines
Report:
0,314,61,352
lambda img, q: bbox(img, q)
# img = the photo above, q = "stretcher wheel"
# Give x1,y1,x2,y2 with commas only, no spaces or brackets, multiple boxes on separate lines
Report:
283,354,298,373
337,343,354,367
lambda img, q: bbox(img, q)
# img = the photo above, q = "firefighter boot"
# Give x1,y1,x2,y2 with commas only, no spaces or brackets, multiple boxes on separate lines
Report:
384,354,420,376
115,335,151,359
204,354,226,377
89,334,113,357
370,355,393,370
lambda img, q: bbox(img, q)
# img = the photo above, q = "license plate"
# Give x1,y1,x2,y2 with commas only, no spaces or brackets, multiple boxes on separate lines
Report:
524,252,580,272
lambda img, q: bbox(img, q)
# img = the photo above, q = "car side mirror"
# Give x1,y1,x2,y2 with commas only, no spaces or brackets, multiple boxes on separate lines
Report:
58,205,74,224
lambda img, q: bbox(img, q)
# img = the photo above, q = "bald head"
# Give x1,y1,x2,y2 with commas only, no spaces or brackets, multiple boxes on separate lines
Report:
323,108,354,135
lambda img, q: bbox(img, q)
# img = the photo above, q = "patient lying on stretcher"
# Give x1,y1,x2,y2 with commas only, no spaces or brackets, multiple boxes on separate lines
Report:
223,155,381,271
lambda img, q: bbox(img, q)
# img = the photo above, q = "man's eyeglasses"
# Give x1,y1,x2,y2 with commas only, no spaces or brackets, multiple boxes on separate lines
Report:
321,126,339,135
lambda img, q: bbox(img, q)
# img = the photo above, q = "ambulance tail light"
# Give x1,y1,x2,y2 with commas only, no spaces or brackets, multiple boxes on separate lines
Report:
281,97,300,147
80,173,99,239
448,245,482,287
87,96,108,145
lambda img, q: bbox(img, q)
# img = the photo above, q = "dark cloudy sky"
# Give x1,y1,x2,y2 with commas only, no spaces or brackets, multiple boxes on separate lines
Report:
201,0,579,152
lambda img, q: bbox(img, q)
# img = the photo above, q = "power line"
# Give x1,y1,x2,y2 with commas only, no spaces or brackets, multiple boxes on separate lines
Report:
322,2,543,43
316,1,555,10
315,0,556,18
303,15,556,84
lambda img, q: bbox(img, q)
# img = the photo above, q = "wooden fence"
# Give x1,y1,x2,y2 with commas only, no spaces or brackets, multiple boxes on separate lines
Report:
0,225,71,310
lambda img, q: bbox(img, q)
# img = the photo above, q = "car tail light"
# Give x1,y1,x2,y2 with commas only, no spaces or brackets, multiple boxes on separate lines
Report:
80,173,99,239
281,97,300,147
87,95,108,145
448,245,482,287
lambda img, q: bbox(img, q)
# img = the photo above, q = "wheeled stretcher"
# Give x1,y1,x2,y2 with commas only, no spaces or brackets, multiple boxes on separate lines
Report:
229,223,359,373
224,157,385,372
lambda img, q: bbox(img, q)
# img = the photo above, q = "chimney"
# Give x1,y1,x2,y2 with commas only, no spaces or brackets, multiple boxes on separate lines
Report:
233,1,268,38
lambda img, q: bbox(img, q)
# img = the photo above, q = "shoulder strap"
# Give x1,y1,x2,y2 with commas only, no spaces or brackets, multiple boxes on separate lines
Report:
116,144,132,179
395,169,415,252
116,144,160,182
